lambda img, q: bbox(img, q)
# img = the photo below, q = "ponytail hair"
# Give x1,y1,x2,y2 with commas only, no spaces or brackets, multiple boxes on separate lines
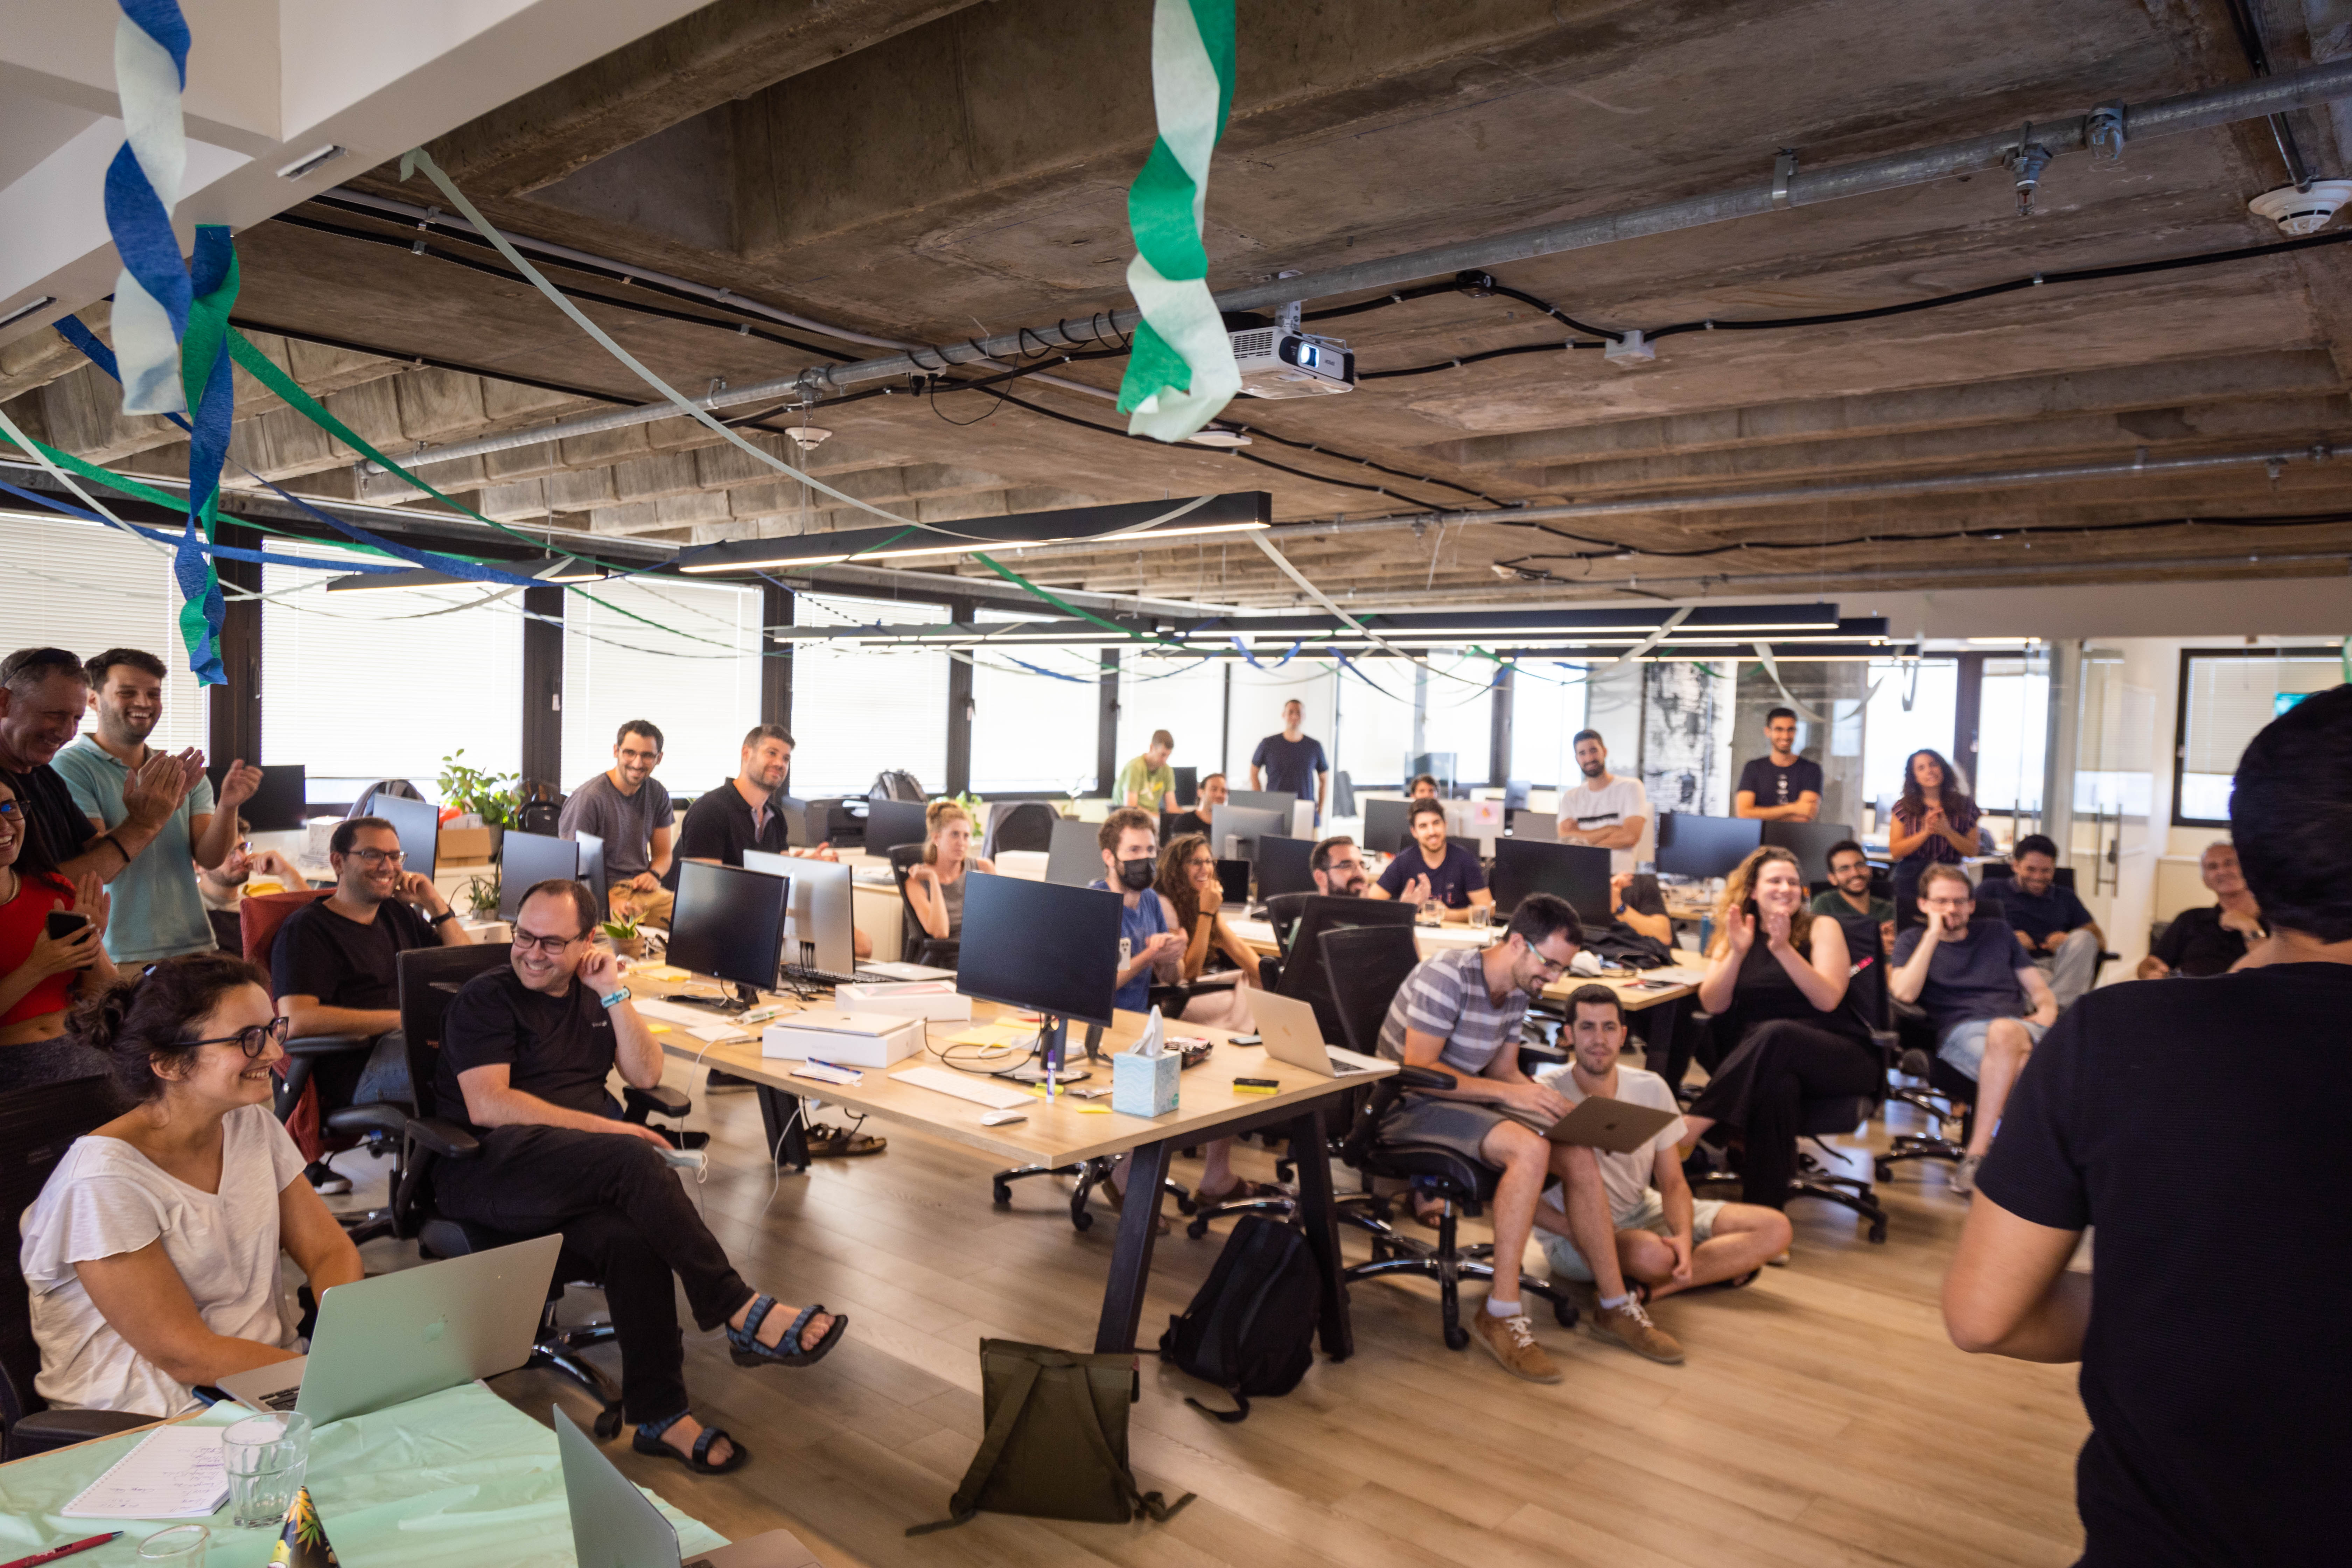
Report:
922,799,971,866
70,952,271,1103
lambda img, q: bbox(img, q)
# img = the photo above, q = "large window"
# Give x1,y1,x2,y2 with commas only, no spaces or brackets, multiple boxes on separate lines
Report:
1117,653,1226,788
1225,661,1336,786
971,629,1100,795
0,511,207,754
1420,656,1496,789
559,579,764,797
2174,648,2341,825
786,592,947,799
261,543,522,803
1334,659,1413,794
1974,654,2050,813
1509,663,1588,788
1862,658,1958,814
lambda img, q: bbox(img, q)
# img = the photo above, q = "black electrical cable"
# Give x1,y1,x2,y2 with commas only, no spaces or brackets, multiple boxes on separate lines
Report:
1203,419,1510,506
1360,339,1604,380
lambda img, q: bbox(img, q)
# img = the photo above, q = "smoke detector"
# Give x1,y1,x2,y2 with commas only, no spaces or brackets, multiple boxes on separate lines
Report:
2248,180,2352,236
783,426,833,450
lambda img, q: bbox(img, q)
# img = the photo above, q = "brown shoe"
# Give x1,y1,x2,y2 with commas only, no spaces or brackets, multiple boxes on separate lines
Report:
1590,1298,1685,1365
1468,1303,1562,1383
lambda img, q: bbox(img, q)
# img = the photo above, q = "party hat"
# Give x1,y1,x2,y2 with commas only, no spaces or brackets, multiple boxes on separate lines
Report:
268,1486,339,1568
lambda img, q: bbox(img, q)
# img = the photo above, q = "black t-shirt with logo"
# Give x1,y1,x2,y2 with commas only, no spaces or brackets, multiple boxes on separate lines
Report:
436,965,618,1131
1736,755,1823,810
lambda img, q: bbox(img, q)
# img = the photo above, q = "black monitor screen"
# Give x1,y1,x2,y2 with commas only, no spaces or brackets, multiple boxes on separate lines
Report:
1362,798,1415,854
1656,813,1763,879
1170,765,1198,806
1216,859,1252,904
956,873,1121,1026
215,763,306,832
498,831,580,919
366,793,441,881
1758,820,1857,884
573,832,609,913
1489,837,1612,924
1254,835,1317,898
866,797,930,854
667,861,789,993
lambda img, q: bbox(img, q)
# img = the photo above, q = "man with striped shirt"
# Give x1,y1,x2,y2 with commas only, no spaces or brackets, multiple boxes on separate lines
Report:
1376,893,1686,1379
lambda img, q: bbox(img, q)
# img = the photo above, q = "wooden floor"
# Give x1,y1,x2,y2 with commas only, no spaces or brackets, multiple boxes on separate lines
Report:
344,1062,2090,1568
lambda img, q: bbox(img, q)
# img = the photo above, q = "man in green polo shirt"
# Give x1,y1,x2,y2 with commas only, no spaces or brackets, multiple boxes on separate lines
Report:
1808,838,1897,957
1118,728,1177,814
54,649,262,963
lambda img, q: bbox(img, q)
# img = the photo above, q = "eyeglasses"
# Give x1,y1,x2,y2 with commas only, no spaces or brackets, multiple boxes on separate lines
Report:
0,801,19,819
182,1016,293,1058
511,929,586,956
345,847,405,868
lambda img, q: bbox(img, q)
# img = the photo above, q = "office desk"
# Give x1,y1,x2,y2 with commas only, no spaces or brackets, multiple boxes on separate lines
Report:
656,1004,1393,1359
0,1384,728,1568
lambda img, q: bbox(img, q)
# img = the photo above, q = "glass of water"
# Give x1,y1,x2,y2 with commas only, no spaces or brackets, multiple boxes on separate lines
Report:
1416,899,1446,927
137,1526,208,1568
1467,903,1494,932
221,1410,312,1528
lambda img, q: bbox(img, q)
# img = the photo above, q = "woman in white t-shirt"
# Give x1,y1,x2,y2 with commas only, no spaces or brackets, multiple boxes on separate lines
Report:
18,952,362,1417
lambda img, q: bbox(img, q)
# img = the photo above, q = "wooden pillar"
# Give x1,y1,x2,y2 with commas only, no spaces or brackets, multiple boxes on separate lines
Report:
208,521,263,768
760,580,792,730
520,585,564,786
945,596,975,795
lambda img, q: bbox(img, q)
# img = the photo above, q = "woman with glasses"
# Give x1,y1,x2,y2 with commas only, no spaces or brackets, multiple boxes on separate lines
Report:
0,777,119,1088
18,953,363,1416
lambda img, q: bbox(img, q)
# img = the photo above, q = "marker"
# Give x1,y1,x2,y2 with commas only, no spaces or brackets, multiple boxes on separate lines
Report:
2,1533,122,1568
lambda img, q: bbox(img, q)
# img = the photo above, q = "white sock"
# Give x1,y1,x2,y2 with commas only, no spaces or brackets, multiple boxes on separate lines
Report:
1598,1292,1631,1311
1485,1295,1521,1318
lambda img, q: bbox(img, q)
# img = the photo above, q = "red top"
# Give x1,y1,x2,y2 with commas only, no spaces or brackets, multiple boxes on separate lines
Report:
0,874,78,1026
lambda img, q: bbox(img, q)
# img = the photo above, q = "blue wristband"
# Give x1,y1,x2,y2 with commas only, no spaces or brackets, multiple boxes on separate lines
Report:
598,986,632,1010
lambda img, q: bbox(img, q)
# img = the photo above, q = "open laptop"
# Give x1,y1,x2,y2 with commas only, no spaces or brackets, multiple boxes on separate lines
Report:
216,1234,560,1425
1538,1095,1681,1153
1254,989,1384,1078
556,1405,820,1568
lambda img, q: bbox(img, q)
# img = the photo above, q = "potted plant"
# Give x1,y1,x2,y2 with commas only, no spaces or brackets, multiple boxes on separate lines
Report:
462,870,500,922
600,913,645,959
438,750,522,858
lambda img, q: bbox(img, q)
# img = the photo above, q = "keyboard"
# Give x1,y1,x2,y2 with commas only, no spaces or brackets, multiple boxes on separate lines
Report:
782,964,897,989
895,1065,1034,1110
258,1385,301,1412
1327,1052,1373,1075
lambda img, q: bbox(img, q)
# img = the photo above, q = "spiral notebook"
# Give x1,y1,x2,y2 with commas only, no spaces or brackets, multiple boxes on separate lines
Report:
62,1424,229,1518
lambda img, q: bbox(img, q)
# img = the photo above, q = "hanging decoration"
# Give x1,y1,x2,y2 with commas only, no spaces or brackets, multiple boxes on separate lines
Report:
1114,0,1241,442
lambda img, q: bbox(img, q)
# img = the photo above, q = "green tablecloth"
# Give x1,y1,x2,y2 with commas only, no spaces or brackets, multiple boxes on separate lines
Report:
0,1385,726,1568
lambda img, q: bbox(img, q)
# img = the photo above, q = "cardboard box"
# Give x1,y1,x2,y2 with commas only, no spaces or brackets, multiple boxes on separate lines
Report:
760,1009,925,1067
834,980,972,1022
441,825,494,863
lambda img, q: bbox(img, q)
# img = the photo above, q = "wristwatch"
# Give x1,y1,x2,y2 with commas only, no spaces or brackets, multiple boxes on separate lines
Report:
430,909,459,926
598,986,632,1010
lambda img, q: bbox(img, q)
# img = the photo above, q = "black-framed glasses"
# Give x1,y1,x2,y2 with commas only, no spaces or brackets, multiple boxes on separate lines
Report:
0,800,19,819
511,928,587,956
345,846,406,868
182,1016,293,1058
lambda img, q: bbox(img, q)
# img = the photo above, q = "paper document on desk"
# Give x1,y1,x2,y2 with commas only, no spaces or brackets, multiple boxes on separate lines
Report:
1644,966,1706,985
947,1022,1036,1049
63,1425,229,1518
681,1018,752,1043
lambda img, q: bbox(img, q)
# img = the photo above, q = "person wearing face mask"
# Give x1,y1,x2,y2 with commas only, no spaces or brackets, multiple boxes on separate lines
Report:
17,953,364,1417
0,774,119,1091
1090,808,1185,1016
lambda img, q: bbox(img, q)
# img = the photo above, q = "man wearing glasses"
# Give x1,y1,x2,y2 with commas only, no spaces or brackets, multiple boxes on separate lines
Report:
271,817,471,1189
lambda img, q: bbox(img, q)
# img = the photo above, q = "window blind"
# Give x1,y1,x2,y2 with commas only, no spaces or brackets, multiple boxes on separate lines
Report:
1510,665,1588,789
0,511,208,754
788,592,946,798
971,635,1100,794
560,579,762,796
1118,653,1226,784
1422,658,1496,787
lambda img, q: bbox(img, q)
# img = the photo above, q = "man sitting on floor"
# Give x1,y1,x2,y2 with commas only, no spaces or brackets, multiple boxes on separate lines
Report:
1976,834,2103,1008
435,878,845,1476
1891,863,2057,1195
2138,839,2266,977
1377,893,1684,1378
1533,986,1791,1298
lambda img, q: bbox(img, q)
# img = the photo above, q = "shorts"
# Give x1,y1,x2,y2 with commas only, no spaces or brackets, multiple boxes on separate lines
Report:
1937,1016,2049,1080
1374,1094,1519,1166
1540,1190,1726,1283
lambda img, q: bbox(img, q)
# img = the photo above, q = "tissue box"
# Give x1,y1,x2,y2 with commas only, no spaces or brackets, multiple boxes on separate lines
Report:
834,981,972,1023
760,1009,924,1067
1111,1048,1181,1118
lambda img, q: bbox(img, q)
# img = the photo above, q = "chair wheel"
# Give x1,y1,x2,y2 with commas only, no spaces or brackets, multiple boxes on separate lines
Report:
1187,1215,1210,1240
593,1404,624,1440
1868,1220,1888,1244
1443,1324,1469,1351
992,1182,1012,1205
1071,1208,1093,1232
1275,1161,1294,1183
1172,1192,1197,1216
1874,1160,1893,1181
1552,1297,1578,1328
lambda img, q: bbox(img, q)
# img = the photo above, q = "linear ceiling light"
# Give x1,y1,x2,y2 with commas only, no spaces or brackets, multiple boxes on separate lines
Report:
325,555,607,591
678,491,1272,575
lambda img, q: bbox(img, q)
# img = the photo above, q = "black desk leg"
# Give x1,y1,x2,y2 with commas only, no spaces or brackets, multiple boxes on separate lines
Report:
1288,1104,1353,1360
756,1085,810,1172
1647,995,1693,1095
1094,1138,1171,1353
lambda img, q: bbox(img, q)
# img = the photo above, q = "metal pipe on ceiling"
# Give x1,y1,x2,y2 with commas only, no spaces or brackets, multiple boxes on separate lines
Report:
349,56,2352,480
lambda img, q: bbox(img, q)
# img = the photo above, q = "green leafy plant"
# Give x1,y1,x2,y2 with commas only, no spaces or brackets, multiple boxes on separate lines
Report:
437,749,521,829
462,870,500,918
600,914,640,941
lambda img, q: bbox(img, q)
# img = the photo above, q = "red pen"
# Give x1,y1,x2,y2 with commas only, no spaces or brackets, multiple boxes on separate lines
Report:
1,1533,120,1568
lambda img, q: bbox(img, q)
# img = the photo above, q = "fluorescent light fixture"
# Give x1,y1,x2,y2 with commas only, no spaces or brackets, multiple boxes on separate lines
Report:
0,295,57,331
678,492,1273,574
276,145,348,180
1966,636,2037,645
325,555,607,592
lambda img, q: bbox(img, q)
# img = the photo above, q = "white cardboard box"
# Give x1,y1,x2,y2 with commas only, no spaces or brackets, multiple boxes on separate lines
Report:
760,1009,925,1067
834,980,973,1023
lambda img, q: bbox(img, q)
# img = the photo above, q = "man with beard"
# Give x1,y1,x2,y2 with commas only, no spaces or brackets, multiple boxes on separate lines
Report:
0,646,197,888
1810,838,1897,958
1557,729,1652,873
55,649,258,962
1309,835,1368,897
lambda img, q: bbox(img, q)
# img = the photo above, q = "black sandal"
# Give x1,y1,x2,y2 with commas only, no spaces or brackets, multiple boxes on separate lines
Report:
806,1125,887,1157
727,1295,847,1368
633,1411,749,1475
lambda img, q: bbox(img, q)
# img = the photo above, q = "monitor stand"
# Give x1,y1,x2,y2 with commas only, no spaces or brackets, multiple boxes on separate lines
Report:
1005,1014,1091,1086
660,980,757,1014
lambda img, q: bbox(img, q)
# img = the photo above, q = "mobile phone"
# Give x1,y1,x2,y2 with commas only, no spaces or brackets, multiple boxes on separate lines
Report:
1226,1033,1262,1046
44,910,90,941
1232,1076,1280,1089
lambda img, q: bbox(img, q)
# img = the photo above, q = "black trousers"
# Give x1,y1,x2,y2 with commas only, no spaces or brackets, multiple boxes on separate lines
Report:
1688,1019,1879,1209
433,1125,755,1424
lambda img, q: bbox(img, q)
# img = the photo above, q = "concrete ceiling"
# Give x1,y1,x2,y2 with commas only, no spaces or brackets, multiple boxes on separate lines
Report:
11,0,2352,617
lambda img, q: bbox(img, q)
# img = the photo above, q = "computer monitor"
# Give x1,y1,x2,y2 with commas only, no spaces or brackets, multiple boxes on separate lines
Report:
1254,835,1317,899
1489,838,1612,924
1276,894,1421,1042
1506,809,1555,840
497,831,580,920
1406,752,1456,795
365,793,440,881
1362,797,1416,855
215,763,307,832
1656,813,1763,879
1759,820,1858,884
1224,788,1297,819
1044,816,1103,887
744,849,856,975
573,831,609,915
1216,859,1252,905
1170,765,1198,807
666,860,789,1004
956,872,1122,1083
1214,806,1286,861
1501,779,1531,812
866,797,930,854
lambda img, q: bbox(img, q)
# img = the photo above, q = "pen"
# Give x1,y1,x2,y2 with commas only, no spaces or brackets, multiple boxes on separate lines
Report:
2,1532,121,1568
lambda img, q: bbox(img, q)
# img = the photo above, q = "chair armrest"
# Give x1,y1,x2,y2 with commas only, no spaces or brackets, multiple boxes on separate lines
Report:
9,1407,155,1451
324,1103,410,1139
1394,1065,1452,1092
401,1116,481,1161
285,1033,377,1058
623,1083,692,1120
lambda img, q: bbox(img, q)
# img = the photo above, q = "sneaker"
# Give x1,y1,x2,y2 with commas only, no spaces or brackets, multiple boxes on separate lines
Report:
304,1160,351,1196
1951,1153,1984,1195
1590,1298,1685,1365
1468,1303,1561,1383
704,1068,752,1092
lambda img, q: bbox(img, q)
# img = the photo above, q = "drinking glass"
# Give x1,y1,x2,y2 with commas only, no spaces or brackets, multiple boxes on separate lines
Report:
1416,899,1445,927
137,1526,208,1568
1466,903,1494,931
221,1410,311,1528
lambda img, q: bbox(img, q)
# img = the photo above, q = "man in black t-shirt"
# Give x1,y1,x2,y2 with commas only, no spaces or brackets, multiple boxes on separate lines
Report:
1369,799,1491,920
1731,707,1823,822
2137,840,2266,978
433,879,845,1475
1944,684,2352,1566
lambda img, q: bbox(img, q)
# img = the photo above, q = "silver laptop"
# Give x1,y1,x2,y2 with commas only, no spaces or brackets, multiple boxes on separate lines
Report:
1254,990,1384,1078
217,1235,560,1425
556,1405,820,1568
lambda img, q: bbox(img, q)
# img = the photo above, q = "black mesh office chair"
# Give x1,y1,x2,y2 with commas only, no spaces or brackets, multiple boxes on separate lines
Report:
886,843,959,969
1321,923,1580,1348
389,943,692,1438
2,1075,154,1459
986,802,1057,855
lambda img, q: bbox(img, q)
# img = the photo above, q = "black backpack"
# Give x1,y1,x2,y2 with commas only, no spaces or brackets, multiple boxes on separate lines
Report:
869,769,925,803
1157,1214,1320,1421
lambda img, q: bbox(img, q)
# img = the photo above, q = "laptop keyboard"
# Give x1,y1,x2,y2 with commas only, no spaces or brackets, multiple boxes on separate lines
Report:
258,1385,301,1411
1327,1052,1371,1074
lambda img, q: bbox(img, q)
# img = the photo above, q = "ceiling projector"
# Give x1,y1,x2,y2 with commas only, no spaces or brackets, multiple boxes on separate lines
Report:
1229,325,1356,398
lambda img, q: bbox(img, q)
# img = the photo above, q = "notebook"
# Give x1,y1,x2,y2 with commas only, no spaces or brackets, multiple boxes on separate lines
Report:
63,1425,229,1519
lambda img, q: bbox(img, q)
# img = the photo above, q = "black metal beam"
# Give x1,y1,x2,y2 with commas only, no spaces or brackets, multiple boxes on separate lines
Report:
760,580,792,730
945,596,975,796
209,520,262,768
1098,649,1120,793
520,585,564,788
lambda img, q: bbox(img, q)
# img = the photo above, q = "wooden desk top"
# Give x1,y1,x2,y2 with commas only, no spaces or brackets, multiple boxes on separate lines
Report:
651,994,1393,1165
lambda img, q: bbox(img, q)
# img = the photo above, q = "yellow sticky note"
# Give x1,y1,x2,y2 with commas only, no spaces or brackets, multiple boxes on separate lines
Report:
645,1024,672,1035
1076,1103,1112,1114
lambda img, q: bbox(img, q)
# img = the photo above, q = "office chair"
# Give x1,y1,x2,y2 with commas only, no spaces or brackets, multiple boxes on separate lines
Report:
886,843,959,968
389,943,693,1439
1322,924,1580,1346
1330,770,1356,818
2,1075,154,1459
986,801,1058,856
